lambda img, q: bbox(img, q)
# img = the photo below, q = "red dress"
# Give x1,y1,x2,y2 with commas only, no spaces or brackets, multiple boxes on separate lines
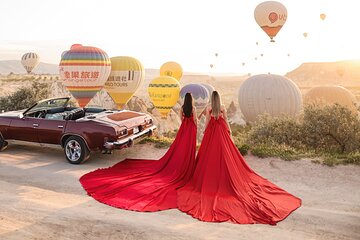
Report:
177,112,302,225
80,113,197,212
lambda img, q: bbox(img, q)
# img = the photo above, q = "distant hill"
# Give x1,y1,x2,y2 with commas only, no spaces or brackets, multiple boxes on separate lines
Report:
0,60,59,75
286,60,360,86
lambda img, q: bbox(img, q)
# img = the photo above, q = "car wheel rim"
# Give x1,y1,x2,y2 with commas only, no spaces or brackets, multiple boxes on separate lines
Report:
65,140,82,162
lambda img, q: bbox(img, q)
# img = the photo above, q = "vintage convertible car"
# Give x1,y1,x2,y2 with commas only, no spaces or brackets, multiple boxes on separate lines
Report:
0,97,156,164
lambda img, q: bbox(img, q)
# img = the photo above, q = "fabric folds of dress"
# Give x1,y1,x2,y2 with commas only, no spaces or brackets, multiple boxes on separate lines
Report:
80,116,197,212
177,116,302,225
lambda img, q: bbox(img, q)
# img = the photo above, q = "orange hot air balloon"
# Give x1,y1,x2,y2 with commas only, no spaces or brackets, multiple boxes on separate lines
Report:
59,44,111,107
254,1,287,42
320,13,326,20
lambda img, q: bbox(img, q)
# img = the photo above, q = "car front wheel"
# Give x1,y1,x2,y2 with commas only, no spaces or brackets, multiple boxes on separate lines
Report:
64,136,90,164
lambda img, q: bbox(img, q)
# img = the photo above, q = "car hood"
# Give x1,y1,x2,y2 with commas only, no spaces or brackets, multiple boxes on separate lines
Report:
80,110,151,128
0,110,24,117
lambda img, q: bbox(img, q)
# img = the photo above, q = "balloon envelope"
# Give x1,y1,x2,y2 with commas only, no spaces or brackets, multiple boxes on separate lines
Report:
200,83,215,101
320,13,326,20
160,61,183,81
238,74,302,123
105,56,144,109
303,32,308,38
254,1,287,42
21,52,40,73
148,76,180,118
304,85,356,111
59,44,111,107
180,83,209,115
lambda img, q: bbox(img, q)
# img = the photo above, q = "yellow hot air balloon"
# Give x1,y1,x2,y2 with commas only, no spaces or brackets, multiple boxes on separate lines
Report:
254,1,287,42
160,61,183,81
104,56,144,109
303,32,308,38
148,76,180,118
320,13,326,20
304,85,356,112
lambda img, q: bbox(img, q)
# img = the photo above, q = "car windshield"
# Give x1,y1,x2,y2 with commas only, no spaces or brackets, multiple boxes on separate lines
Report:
31,98,70,111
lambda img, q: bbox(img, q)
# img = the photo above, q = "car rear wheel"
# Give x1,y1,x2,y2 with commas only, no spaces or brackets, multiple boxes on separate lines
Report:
0,136,8,151
64,136,90,164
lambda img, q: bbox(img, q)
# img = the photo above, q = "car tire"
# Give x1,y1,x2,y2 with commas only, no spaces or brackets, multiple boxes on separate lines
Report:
0,136,8,151
64,136,90,164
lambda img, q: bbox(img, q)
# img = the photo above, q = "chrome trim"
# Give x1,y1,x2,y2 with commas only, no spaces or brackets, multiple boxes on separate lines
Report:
60,133,90,150
33,123,39,127
58,125,64,128
104,125,156,150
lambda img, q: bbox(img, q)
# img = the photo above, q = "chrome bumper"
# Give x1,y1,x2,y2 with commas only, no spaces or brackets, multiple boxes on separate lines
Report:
104,125,156,150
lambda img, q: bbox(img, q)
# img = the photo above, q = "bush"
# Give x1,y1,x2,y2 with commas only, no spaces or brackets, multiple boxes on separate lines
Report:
0,82,50,111
251,144,301,161
301,104,360,153
247,114,303,148
139,136,173,148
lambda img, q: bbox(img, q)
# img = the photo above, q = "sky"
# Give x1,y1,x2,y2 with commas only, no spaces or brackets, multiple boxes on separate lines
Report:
0,0,359,75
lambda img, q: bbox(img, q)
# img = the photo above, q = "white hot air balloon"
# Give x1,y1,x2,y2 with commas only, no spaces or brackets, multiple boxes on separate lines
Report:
238,74,302,123
21,52,40,73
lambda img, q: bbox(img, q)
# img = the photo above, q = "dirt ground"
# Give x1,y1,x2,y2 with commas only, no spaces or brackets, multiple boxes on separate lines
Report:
0,142,359,240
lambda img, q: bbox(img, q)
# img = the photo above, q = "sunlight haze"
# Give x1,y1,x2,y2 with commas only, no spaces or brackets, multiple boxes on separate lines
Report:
1,0,359,74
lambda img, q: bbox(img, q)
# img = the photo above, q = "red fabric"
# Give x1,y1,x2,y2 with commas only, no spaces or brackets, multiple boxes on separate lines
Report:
80,116,197,211
177,116,302,225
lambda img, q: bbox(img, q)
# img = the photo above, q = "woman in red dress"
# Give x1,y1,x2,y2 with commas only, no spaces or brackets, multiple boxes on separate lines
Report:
177,91,301,225
80,93,197,212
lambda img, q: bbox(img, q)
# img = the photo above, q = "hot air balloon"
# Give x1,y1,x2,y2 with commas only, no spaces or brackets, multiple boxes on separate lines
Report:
21,52,40,74
148,76,180,118
180,84,209,115
254,1,287,42
160,61,183,81
104,56,144,109
59,44,111,107
260,53,264,57
336,67,345,77
238,74,302,123
215,53,219,57
303,32,308,38
304,85,356,111
200,83,215,101
242,62,246,66
320,13,326,20
210,64,214,68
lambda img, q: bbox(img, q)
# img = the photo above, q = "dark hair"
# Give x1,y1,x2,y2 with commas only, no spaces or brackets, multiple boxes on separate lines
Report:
182,92,193,117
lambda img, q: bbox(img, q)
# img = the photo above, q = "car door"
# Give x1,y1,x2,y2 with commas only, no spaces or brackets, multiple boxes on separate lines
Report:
36,118,67,144
9,117,38,142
